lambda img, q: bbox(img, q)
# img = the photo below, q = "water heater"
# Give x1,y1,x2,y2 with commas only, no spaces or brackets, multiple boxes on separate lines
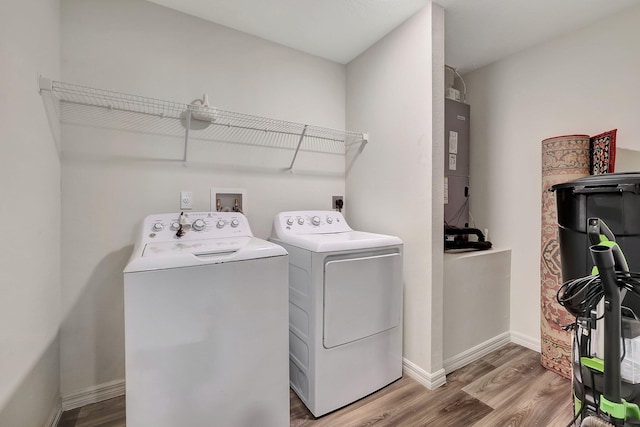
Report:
444,98,470,228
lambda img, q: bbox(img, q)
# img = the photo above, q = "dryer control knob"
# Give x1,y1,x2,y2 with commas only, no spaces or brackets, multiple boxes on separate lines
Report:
312,216,321,226
286,218,294,226
230,219,239,228
192,219,206,231
216,220,226,229
170,222,180,230
297,218,305,225
152,223,164,232
326,217,333,224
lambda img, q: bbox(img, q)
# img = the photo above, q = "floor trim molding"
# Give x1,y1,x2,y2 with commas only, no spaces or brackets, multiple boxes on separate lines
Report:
46,397,62,427
402,358,446,390
510,330,541,353
61,378,125,411
443,331,511,374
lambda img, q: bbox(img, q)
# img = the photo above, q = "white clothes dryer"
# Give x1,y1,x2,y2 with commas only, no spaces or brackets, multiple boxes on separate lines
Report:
124,211,289,427
270,210,403,417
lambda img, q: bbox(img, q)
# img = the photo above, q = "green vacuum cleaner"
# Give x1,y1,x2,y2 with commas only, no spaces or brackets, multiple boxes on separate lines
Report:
558,217,640,426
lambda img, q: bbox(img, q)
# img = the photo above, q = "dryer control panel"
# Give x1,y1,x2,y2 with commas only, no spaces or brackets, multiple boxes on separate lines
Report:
143,211,252,242
273,210,352,235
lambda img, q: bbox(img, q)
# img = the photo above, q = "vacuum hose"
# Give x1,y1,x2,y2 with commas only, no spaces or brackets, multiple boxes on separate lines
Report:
580,416,615,427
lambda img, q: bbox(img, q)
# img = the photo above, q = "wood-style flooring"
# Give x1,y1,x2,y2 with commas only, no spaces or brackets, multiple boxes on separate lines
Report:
57,343,574,427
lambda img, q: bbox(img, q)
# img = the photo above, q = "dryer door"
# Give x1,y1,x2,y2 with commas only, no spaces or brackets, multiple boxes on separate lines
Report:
323,250,402,348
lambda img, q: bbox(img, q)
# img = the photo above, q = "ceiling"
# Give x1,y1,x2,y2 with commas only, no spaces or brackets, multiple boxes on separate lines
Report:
147,0,640,73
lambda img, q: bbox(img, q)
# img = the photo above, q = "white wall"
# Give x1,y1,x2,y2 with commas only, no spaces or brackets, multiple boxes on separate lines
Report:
60,0,348,395
0,1,61,426
616,148,640,172
346,3,446,381
464,4,640,347
443,249,511,364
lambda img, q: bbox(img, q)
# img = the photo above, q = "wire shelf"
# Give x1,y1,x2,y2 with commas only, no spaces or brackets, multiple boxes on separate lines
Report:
39,78,368,168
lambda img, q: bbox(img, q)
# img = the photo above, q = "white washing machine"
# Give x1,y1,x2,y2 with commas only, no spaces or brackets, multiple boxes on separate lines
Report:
270,210,403,417
123,211,289,427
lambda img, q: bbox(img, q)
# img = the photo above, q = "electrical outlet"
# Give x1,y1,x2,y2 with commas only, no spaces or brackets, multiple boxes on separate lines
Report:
180,191,193,210
332,196,344,211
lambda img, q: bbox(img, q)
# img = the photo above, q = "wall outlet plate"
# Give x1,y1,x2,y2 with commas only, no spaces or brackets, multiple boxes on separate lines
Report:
180,191,193,210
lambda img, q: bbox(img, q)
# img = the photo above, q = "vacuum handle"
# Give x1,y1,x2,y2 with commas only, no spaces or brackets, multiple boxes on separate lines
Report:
588,217,616,245
588,217,630,275
590,244,622,404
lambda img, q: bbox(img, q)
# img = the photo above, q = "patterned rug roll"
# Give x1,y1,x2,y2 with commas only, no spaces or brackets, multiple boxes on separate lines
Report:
540,134,590,379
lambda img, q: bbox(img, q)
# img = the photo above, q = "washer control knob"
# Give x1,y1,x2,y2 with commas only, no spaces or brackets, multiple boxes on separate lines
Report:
152,223,164,232
231,219,240,228
326,217,333,224
286,218,294,226
312,216,321,226
170,222,180,230
216,219,226,229
297,217,305,225
192,219,206,231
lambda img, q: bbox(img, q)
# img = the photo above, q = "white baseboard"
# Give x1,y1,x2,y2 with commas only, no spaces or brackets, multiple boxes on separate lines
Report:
443,331,511,374
510,330,541,353
402,358,446,390
403,331,541,393
45,397,62,427
61,378,125,411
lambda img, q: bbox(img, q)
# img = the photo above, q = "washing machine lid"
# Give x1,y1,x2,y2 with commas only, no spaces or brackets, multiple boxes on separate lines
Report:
142,236,251,258
271,210,402,252
125,236,286,272
124,211,287,272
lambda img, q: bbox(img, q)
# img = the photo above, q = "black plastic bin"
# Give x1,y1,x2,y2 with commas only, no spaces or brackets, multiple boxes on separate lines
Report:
552,172,640,314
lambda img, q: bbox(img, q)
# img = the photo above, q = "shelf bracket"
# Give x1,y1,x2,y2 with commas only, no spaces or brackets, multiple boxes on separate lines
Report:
183,109,191,162
287,125,308,171
38,76,52,94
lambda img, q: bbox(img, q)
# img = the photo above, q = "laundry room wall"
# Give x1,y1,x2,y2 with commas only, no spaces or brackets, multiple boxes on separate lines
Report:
0,1,61,426
346,3,446,385
463,4,640,350
60,0,348,397
617,148,640,172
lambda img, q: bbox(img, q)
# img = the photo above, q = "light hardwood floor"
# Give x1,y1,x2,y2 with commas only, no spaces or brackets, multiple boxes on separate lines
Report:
58,343,574,427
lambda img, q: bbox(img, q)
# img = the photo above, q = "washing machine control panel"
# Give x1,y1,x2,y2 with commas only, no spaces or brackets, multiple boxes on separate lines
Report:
273,210,352,235
144,211,252,242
